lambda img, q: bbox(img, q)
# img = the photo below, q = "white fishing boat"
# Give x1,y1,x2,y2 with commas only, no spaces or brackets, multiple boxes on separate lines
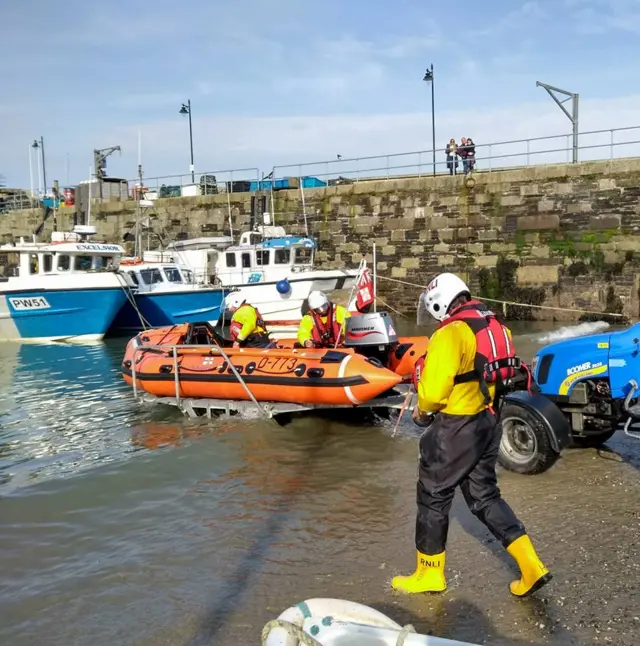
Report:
143,216,359,325
0,225,128,343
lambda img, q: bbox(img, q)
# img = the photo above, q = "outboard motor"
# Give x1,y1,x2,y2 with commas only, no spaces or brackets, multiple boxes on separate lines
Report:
344,312,399,364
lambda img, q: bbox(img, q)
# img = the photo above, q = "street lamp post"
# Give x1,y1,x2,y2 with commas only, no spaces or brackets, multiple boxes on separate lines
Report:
179,100,195,183
536,81,579,163
423,64,436,176
31,136,47,195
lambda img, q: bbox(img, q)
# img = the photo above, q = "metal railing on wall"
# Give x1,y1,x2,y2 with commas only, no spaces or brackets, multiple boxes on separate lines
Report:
269,125,640,186
7,125,640,212
127,167,261,198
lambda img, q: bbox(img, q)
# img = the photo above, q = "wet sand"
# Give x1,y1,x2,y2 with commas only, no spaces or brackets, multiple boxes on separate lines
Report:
131,426,640,646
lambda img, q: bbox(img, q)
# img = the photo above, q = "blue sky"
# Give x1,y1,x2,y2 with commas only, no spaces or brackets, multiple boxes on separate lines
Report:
2,0,640,190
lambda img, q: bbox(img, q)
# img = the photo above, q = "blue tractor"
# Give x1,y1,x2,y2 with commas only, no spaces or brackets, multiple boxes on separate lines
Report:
496,323,640,475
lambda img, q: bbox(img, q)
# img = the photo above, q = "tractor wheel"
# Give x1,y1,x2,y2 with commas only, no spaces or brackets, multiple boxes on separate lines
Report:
498,402,560,475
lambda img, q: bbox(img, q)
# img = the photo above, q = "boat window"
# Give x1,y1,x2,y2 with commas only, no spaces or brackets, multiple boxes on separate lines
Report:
163,266,183,283
139,268,163,285
74,255,93,271
275,249,290,264
92,255,117,270
294,247,313,264
43,254,53,273
127,271,139,285
241,253,251,268
183,269,194,283
57,255,70,271
225,252,236,268
29,254,39,274
256,250,270,265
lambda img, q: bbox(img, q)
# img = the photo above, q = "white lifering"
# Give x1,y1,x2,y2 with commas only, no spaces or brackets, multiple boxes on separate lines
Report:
300,616,483,646
262,598,484,646
263,598,402,646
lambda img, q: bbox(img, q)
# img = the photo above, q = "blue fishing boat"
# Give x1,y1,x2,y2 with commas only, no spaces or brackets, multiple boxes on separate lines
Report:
0,226,128,343
109,260,229,335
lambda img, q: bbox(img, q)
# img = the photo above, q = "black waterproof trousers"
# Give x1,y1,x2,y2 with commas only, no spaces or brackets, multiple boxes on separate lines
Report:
415,409,526,555
241,332,272,348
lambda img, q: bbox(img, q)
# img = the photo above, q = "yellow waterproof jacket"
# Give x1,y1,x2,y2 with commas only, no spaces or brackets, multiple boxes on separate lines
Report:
417,320,514,416
297,304,350,346
231,304,267,342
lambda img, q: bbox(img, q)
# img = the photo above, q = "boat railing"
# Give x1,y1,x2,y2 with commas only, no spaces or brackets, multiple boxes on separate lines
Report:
131,343,268,417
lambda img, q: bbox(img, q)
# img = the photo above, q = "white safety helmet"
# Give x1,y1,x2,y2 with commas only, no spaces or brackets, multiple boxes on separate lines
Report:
308,290,329,313
421,273,471,322
224,292,245,311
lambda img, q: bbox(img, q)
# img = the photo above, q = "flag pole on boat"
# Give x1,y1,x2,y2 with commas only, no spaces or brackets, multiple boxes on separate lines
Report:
336,253,368,349
373,242,377,313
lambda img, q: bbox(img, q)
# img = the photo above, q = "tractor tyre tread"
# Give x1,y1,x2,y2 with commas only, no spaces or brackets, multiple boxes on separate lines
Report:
498,402,560,476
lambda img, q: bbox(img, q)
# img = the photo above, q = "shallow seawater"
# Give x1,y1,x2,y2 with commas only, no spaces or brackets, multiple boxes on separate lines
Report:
0,320,638,646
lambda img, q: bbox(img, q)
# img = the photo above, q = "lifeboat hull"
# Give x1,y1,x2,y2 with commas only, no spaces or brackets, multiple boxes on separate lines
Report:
274,336,429,382
122,327,403,406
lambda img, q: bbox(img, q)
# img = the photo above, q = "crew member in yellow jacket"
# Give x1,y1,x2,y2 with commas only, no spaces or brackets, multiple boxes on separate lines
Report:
392,272,552,598
297,290,351,348
224,294,271,348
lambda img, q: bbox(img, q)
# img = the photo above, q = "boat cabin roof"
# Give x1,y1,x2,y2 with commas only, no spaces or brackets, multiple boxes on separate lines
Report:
119,260,193,286
166,236,234,251
225,236,316,252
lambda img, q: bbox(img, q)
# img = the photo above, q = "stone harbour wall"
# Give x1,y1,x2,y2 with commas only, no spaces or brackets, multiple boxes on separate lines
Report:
3,157,640,321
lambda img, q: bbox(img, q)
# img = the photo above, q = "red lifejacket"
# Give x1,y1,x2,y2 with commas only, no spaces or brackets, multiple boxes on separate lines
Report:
438,299,521,405
230,304,267,342
310,302,343,347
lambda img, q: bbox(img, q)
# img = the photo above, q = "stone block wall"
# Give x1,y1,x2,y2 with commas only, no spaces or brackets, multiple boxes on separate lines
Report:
3,157,640,321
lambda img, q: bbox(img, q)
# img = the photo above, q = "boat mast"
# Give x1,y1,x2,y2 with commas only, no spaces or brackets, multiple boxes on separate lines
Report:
299,180,309,237
135,131,142,258
226,186,233,242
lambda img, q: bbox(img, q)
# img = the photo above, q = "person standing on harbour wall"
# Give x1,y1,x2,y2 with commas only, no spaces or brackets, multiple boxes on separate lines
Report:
445,138,458,175
391,272,552,597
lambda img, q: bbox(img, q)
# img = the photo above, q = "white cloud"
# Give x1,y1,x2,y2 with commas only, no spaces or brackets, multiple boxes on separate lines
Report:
468,1,546,37
567,0,640,34
273,63,385,99
319,32,439,63
107,93,186,110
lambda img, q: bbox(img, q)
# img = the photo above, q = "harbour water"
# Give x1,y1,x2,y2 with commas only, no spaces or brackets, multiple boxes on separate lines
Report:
1,320,639,645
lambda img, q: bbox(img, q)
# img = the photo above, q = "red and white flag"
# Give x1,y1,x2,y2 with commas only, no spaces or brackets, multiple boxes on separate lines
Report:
349,259,375,314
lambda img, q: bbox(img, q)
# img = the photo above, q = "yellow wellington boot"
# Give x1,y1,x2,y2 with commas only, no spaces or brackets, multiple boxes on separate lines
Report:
391,551,447,594
506,534,552,597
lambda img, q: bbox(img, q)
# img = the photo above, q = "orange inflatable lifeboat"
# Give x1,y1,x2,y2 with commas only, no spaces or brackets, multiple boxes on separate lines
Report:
122,322,405,407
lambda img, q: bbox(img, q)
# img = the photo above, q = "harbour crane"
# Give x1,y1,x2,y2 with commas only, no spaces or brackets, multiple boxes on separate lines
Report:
93,146,121,179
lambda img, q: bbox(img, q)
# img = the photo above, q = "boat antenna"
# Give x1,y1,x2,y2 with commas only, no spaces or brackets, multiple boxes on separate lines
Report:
135,162,143,258
52,179,59,233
